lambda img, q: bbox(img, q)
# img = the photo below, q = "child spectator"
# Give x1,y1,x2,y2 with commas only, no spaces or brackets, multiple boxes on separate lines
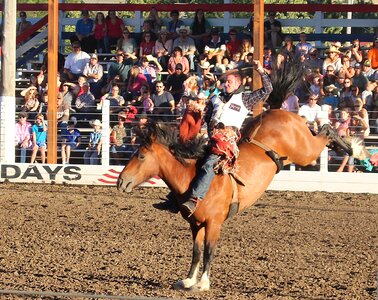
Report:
141,89,154,114
84,119,103,165
110,112,128,165
74,82,96,121
61,120,81,164
30,113,47,164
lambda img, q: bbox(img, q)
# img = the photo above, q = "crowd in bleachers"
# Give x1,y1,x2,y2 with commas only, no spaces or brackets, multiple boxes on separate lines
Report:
14,8,378,171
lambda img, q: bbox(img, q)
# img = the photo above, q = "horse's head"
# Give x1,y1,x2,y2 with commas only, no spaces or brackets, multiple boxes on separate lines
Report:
117,120,208,194
117,121,162,193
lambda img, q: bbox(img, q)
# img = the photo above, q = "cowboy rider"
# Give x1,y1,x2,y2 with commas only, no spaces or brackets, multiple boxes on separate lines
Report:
181,60,273,215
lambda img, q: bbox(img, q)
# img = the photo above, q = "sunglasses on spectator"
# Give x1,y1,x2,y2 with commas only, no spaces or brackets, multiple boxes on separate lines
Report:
156,85,164,88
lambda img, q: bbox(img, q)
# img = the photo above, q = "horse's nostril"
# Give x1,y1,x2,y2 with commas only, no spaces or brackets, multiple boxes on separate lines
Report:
117,178,123,190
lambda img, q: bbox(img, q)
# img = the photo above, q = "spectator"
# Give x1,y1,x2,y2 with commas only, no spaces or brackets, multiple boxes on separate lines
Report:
362,81,377,110
323,84,340,110
189,9,212,54
338,53,355,79
167,46,190,75
30,113,47,164
353,97,370,137
61,119,81,164
242,15,254,40
323,65,337,87
173,25,197,71
15,112,32,163
21,85,39,119
240,38,254,61
197,61,215,90
140,89,154,114
306,48,323,72
264,11,283,49
110,111,128,165
92,12,107,54
152,81,175,122
367,37,378,70
309,74,324,99
126,65,148,102
154,28,173,71
72,10,96,53
141,19,157,41
280,35,296,59
167,10,185,40
107,50,134,84
139,31,155,58
183,75,199,98
298,94,322,133
295,32,312,57
75,82,96,121
83,53,104,98
322,46,342,75
226,29,242,59
352,63,368,92
99,84,125,124
145,7,163,35
338,78,355,110
348,38,363,66
16,11,32,38
105,10,125,53
63,41,90,81
262,46,273,74
60,81,75,113
84,119,103,165
204,27,226,67
116,27,137,57
166,63,188,104
37,91,48,117
362,59,376,81
139,55,162,89
57,92,70,129
70,75,88,98
281,92,299,112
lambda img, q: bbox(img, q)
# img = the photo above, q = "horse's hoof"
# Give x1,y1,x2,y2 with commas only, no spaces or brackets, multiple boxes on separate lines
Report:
173,279,195,290
190,282,210,292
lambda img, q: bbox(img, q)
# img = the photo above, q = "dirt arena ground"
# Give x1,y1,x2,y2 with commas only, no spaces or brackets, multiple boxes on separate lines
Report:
0,183,377,300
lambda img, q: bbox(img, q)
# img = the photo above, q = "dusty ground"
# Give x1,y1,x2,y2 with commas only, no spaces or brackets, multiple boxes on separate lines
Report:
0,183,377,300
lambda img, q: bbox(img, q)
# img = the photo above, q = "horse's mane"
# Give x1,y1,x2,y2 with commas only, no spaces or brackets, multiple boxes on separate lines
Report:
266,57,305,109
134,120,208,165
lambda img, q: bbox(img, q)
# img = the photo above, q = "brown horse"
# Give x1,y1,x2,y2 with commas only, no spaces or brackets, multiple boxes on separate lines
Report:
117,109,354,291
117,60,356,291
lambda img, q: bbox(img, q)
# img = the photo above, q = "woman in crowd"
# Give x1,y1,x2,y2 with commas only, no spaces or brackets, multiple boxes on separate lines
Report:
139,31,155,58
92,12,107,53
189,9,211,54
145,7,163,35
126,65,148,102
167,46,190,75
116,27,137,57
154,28,173,71
105,10,124,53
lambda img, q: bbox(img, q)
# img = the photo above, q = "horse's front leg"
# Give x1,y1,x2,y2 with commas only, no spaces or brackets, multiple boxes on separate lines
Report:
173,224,204,290
192,221,221,292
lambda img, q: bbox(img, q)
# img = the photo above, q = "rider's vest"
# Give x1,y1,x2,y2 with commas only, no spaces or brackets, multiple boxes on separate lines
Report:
214,93,249,129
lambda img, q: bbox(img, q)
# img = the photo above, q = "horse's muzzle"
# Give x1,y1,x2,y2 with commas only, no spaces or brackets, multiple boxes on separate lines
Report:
117,176,134,193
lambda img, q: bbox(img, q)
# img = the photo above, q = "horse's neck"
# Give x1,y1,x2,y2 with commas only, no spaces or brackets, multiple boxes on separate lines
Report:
157,147,196,195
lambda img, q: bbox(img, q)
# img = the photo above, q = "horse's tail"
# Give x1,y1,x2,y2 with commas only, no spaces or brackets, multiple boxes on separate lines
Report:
266,56,305,109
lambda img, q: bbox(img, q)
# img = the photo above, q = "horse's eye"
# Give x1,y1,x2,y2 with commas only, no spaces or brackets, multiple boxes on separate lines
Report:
138,153,145,160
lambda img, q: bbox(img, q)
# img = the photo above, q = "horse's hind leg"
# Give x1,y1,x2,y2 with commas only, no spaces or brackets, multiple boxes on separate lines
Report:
173,224,204,290
318,124,353,155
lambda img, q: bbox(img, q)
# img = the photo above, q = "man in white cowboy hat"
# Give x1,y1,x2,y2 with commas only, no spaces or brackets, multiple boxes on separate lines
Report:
84,119,103,165
322,45,342,75
197,60,215,89
173,25,197,71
